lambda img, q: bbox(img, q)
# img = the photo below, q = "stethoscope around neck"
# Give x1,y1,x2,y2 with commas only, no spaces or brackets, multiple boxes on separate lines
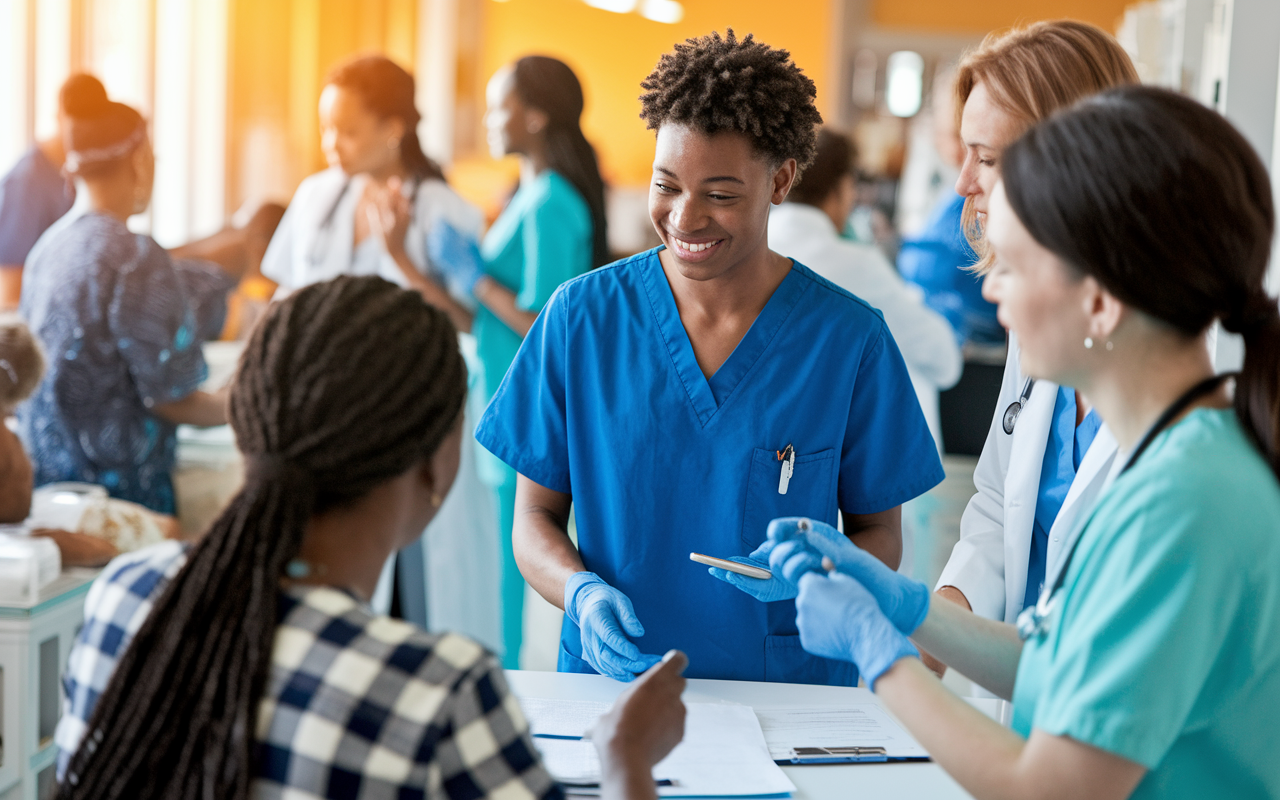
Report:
1014,372,1232,642
1003,377,1036,435
306,175,422,268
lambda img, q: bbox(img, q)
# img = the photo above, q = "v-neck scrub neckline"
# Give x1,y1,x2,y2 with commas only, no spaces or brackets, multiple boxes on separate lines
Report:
640,250,809,426
476,247,943,684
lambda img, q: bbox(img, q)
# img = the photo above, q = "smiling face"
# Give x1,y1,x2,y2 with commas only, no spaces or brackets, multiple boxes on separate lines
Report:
649,124,795,281
955,81,1026,221
984,181,1099,384
318,84,404,176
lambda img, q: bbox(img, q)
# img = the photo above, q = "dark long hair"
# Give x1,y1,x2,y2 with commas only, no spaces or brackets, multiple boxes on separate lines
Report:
1003,85,1280,478
327,54,447,184
58,276,467,799
512,56,610,267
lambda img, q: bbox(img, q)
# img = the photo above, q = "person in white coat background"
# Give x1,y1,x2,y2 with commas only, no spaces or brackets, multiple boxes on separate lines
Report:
259,54,501,650
929,22,1137,673
768,128,962,451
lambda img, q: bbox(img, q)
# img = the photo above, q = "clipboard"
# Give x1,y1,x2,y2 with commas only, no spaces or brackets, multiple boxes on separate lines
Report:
787,746,889,764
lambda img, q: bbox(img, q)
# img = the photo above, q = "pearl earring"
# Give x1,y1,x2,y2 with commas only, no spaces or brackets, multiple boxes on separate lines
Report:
1084,337,1094,349
1105,340,1114,351
388,137,401,150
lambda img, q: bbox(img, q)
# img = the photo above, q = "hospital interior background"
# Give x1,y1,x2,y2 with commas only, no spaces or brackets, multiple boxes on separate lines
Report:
2,0,1279,709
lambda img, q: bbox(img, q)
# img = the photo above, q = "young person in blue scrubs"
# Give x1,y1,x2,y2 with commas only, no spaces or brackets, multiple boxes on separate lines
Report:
769,87,1280,799
472,55,607,668
476,30,942,685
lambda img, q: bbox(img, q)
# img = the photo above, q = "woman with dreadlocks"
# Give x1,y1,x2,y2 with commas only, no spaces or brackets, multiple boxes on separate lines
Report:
53,275,688,799
476,31,941,687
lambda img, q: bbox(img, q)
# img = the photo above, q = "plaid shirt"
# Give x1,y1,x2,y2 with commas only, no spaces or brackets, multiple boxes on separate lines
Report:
57,542,562,800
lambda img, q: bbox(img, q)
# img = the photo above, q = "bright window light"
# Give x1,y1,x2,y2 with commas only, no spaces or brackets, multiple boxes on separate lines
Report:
640,0,683,23
583,0,638,12
885,50,924,118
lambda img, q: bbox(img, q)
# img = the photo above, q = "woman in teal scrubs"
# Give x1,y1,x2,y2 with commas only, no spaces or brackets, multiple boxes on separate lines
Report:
770,86,1280,798
476,31,942,685
473,55,607,667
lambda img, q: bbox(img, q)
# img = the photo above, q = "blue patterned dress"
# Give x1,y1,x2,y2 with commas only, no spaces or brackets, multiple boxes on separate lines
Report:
18,211,234,513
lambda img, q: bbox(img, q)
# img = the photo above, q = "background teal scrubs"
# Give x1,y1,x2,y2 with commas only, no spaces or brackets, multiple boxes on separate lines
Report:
477,250,943,684
1012,409,1280,799
474,169,592,668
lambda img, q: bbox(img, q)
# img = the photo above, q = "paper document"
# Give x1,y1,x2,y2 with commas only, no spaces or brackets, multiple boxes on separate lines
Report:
522,700,795,797
754,705,928,761
518,697,611,738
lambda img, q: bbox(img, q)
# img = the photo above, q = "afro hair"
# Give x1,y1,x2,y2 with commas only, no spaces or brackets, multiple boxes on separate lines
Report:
639,29,822,170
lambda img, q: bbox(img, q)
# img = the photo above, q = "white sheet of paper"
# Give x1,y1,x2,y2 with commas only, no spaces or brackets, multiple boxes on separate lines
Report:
525,700,795,797
518,697,612,738
753,705,929,760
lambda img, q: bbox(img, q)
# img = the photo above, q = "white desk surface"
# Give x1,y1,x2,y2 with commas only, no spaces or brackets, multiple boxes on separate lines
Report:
506,670,979,800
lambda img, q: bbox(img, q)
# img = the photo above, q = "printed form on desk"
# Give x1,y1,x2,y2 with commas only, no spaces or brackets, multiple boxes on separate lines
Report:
754,706,929,762
517,698,795,798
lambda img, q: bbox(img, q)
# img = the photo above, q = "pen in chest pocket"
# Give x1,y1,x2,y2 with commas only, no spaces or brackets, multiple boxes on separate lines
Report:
777,443,795,494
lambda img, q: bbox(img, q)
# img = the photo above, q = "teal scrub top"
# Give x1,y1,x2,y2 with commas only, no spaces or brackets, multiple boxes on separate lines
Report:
474,170,591,486
1012,409,1280,799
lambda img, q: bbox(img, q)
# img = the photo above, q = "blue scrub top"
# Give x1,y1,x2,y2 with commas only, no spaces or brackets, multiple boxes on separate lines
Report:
896,193,1002,347
1012,409,1280,798
476,248,944,684
0,146,75,265
1023,387,1101,609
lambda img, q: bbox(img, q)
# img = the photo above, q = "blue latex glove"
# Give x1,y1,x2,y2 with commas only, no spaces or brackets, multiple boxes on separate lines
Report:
795,571,919,690
767,517,930,635
564,572,664,682
427,220,485,297
706,539,800,603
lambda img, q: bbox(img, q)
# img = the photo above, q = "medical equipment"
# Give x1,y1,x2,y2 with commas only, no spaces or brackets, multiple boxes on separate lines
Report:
1003,377,1036,435
307,177,422,268
691,552,771,579
1017,373,1232,641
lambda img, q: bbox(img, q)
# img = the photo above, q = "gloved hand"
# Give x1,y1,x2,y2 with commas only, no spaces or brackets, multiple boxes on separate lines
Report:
565,572,664,682
795,571,919,690
767,517,930,635
427,220,486,297
706,539,801,603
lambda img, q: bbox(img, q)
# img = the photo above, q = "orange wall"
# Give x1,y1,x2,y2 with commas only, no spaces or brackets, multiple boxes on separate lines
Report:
475,0,834,188
873,0,1133,34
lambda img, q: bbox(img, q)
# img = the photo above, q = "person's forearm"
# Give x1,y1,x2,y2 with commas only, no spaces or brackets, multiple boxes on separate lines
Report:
843,507,903,570
599,759,659,800
153,389,228,428
920,586,972,676
910,596,1023,699
513,481,584,609
474,276,538,337
389,251,474,334
876,659,1145,800
170,228,249,280
875,659,1031,799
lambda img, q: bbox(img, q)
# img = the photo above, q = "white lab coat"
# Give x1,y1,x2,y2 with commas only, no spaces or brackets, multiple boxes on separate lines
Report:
768,203,963,449
935,336,1120,625
261,167,501,653
261,167,484,293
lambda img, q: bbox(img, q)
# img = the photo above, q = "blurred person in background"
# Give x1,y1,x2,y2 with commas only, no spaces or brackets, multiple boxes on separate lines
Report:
897,69,1003,349
0,74,108,310
19,99,243,516
463,54,606,668
928,21,1138,678
260,54,497,636
769,128,961,451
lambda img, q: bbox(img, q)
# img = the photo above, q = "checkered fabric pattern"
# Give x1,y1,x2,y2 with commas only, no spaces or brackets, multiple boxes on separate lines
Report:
57,542,563,800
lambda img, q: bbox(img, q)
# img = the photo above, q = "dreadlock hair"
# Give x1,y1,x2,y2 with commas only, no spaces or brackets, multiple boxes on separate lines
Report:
511,56,610,267
639,29,822,171
58,275,467,800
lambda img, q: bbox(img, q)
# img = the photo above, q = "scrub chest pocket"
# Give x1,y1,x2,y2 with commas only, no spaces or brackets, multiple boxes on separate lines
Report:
741,447,838,548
